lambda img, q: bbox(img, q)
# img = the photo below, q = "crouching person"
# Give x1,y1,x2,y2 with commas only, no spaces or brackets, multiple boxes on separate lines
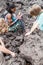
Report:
5,13,25,33
0,18,16,57
5,3,25,33
25,4,43,36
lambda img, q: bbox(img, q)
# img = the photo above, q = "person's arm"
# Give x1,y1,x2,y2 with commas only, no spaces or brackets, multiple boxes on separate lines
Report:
0,38,5,47
0,45,16,57
17,12,23,19
9,19,18,26
0,38,16,57
25,21,38,36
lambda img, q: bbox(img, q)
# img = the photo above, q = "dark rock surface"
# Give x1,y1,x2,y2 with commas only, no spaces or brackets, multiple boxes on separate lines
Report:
0,52,6,65
0,0,43,65
7,57,26,65
19,32,43,65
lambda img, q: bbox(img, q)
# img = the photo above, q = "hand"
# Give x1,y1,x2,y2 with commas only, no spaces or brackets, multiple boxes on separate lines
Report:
1,27,8,33
25,32,31,36
17,15,22,19
0,37,5,47
11,52,16,57
17,12,23,19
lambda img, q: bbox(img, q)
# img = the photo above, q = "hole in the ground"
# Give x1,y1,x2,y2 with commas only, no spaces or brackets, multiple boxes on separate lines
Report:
14,47,20,54
17,49,20,54
26,60,32,65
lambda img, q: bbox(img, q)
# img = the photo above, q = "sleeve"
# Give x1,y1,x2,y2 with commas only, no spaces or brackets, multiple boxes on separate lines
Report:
36,13,43,25
13,14,16,18
5,16,8,25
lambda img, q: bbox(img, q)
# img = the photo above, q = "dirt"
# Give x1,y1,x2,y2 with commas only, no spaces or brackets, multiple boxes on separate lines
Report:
0,0,43,65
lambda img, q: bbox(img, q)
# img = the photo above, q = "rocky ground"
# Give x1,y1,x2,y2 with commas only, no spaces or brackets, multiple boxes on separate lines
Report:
0,0,43,65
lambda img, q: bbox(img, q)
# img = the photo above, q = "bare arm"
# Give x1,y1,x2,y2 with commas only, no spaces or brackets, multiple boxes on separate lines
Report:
0,38,16,57
0,45,12,54
29,21,38,34
0,38,5,47
0,45,16,57
25,21,38,36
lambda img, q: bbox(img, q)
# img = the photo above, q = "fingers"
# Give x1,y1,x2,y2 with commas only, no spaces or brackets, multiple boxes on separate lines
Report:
11,52,15,57
25,33,29,36
18,12,21,15
25,32,31,37
0,37,5,47
11,52,18,58
18,12,23,17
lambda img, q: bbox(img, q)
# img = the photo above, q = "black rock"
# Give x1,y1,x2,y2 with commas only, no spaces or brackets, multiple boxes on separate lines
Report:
19,34,43,65
7,57,26,65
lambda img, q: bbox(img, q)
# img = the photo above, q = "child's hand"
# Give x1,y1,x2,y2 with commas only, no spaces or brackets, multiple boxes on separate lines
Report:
11,52,16,57
0,37,5,47
17,12,23,19
25,32,31,36
17,15,22,19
